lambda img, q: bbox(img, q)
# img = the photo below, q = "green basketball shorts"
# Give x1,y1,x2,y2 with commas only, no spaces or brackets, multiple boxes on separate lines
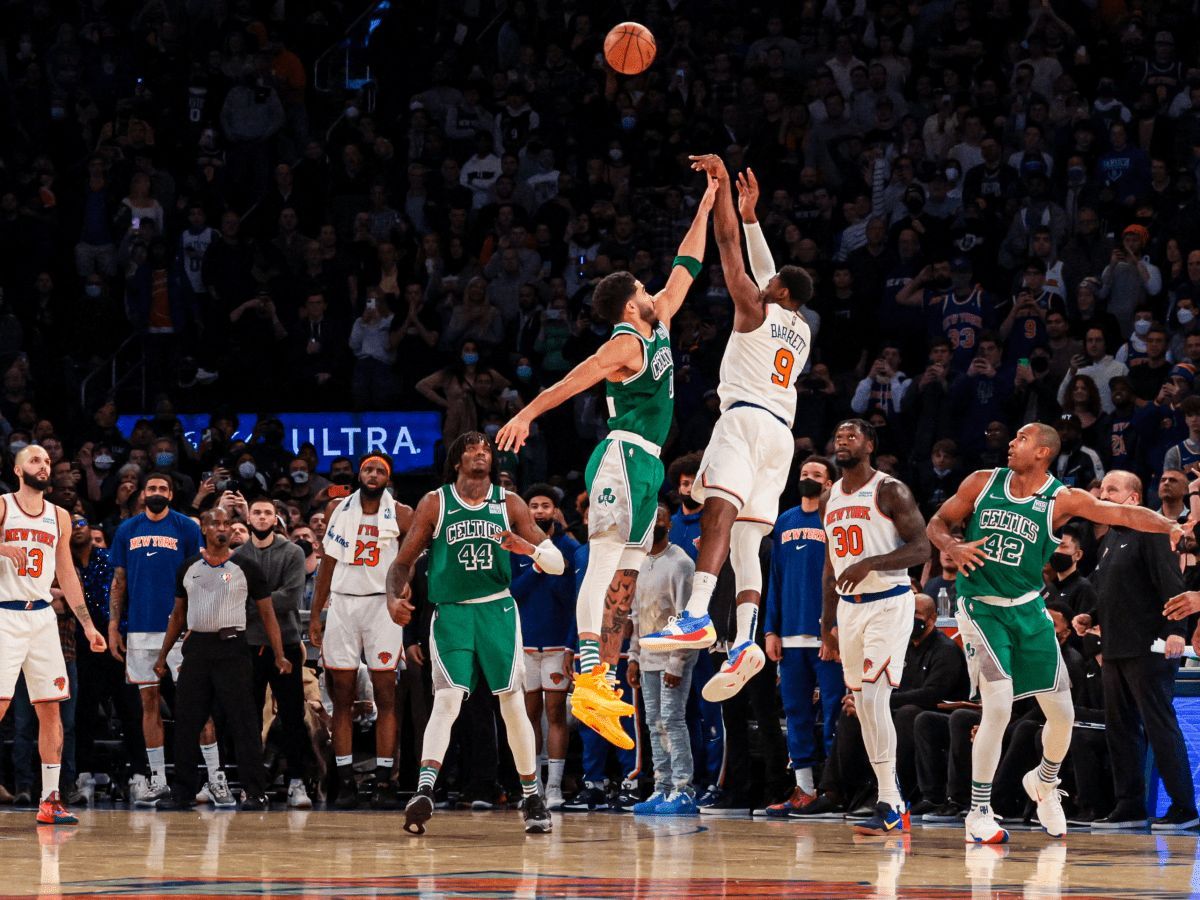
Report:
430,597,522,695
584,437,664,550
957,594,1064,699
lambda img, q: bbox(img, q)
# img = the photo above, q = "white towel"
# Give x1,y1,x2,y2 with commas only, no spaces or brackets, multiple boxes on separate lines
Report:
323,489,401,565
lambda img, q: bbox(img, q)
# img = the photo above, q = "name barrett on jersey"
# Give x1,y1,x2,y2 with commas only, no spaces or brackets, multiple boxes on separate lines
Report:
771,322,809,354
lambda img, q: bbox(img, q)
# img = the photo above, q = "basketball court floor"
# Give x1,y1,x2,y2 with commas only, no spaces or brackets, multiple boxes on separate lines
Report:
4,809,1200,898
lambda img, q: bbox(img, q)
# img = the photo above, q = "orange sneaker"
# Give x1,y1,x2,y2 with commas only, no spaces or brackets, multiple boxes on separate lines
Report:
573,664,635,716
36,792,78,825
573,701,635,750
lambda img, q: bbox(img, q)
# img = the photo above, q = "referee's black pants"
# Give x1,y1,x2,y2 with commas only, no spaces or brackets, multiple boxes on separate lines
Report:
173,632,266,801
250,643,310,781
1104,654,1196,814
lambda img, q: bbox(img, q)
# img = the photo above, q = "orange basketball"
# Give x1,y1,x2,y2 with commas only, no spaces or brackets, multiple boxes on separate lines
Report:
604,22,656,75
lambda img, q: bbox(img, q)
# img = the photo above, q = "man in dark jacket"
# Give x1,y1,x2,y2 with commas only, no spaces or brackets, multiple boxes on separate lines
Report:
236,497,311,808
1042,524,1099,621
1074,470,1198,831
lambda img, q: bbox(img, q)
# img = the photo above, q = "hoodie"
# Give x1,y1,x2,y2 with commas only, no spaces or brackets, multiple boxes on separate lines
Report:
235,535,305,646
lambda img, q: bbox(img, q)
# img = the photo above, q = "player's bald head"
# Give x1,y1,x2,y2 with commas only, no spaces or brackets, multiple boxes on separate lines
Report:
1026,422,1061,457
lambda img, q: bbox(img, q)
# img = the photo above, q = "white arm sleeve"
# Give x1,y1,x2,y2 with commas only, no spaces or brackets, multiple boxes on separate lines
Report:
742,221,777,292
531,539,565,575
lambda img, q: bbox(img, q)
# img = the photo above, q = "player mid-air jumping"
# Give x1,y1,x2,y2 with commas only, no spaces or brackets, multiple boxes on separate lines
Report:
496,177,717,747
641,156,813,704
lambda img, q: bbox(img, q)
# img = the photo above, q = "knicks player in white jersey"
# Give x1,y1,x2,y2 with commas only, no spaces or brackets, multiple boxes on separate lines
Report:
309,453,413,810
821,419,930,835
642,156,813,702
0,446,107,825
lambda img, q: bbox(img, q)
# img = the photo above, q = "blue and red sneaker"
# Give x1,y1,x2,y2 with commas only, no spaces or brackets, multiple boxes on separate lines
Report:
852,802,910,836
701,641,765,702
36,792,78,825
639,611,717,652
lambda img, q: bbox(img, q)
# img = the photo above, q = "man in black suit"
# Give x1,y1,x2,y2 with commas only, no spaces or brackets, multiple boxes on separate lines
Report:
1074,470,1198,831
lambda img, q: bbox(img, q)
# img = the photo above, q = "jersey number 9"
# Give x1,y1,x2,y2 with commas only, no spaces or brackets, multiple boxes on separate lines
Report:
772,348,795,388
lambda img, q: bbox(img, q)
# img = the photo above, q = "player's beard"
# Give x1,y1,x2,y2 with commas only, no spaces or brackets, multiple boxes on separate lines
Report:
835,453,863,470
360,482,386,500
20,471,50,492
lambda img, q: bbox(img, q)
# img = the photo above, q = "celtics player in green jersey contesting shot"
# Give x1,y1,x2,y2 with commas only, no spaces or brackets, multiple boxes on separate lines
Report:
496,175,717,746
928,422,1191,846
386,432,567,837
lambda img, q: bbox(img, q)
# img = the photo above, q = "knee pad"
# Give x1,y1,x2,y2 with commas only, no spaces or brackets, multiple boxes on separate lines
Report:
731,521,770,594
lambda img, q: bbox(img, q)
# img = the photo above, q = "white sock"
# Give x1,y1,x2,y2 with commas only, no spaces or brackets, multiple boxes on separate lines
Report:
376,757,393,770
685,571,718,616
547,759,565,792
41,764,61,801
147,746,166,783
200,742,221,783
795,766,814,794
734,603,758,646
335,754,353,768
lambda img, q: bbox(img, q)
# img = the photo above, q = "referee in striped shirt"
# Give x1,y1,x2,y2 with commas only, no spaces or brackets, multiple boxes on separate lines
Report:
153,508,291,810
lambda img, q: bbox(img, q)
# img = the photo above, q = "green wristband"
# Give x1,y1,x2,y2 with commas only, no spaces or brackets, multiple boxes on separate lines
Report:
673,255,702,278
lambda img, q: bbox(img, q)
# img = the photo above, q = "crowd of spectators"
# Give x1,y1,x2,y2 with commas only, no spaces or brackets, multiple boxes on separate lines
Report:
0,0,1199,821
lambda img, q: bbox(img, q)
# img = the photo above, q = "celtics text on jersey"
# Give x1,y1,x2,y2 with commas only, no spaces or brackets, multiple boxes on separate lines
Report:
605,321,673,449
428,483,512,604
958,468,1064,602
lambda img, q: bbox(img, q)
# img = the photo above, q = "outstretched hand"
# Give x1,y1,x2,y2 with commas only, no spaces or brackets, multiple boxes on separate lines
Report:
698,176,718,215
736,168,759,221
689,154,728,180
496,414,531,453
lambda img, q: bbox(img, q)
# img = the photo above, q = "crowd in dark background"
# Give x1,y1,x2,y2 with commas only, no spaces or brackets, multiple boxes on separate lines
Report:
0,0,1198,818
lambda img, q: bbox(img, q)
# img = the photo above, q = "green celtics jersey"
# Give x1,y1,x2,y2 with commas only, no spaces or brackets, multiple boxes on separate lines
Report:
428,483,512,604
958,468,1065,601
606,321,673,448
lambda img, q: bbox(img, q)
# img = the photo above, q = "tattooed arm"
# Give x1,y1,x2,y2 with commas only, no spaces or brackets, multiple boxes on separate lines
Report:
55,507,106,653
108,565,127,660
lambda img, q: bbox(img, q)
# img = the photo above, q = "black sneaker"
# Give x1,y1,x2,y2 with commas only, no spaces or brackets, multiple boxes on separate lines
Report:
561,783,609,812
1066,808,1096,827
698,793,751,817
910,799,940,817
922,801,966,823
334,774,358,810
404,786,434,835
154,794,197,811
240,794,269,811
371,780,400,811
790,793,846,820
1092,804,1149,830
1151,804,1200,832
611,784,641,812
523,793,553,833
14,789,32,807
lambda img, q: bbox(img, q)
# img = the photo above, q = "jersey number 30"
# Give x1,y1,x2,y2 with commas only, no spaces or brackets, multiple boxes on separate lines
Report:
830,525,864,557
457,543,494,571
772,348,795,388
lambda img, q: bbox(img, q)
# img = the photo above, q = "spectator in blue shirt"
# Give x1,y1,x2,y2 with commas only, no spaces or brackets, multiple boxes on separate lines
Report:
1095,122,1150,208
108,473,210,807
762,455,843,815
667,452,703,562
511,483,579,810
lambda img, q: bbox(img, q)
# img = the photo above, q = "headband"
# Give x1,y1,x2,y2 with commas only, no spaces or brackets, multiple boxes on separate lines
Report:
361,455,392,476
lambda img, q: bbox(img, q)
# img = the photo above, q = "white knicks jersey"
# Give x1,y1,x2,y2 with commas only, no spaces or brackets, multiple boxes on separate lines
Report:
0,495,60,602
330,511,400,596
718,303,810,427
823,471,910,595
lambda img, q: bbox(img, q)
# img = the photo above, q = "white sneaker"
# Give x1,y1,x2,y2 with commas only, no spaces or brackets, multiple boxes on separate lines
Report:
76,773,95,806
198,771,237,809
964,805,1009,844
195,368,219,384
545,787,564,811
136,777,171,808
287,780,313,810
1022,770,1067,838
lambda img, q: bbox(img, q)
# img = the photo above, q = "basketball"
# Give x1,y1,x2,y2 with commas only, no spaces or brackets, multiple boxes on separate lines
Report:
604,22,656,75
